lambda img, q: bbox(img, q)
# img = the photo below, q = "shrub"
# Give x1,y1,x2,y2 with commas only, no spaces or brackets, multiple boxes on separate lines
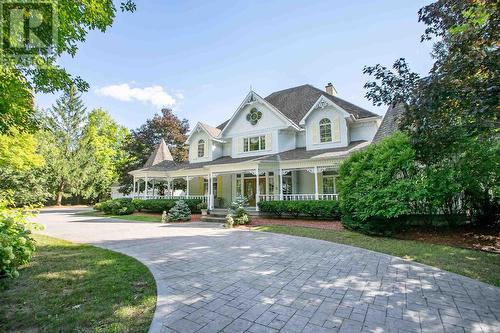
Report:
228,197,251,225
225,214,234,228
97,198,135,215
131,199,145,212
338,132,420,235
257,200,341,220
141,199,202,213
167,200,191,222
94,202,103,211
0,198,41,278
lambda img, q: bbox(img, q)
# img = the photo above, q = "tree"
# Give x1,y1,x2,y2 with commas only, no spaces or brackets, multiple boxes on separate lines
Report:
338,132,420,235
80,109,130,201
362,0,499,224
120,108,189,191
0,1,136,133
42,86,92,205
0,128,49,207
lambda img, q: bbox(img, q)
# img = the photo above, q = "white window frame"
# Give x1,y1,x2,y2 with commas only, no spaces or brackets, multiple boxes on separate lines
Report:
243,135,266,152
197,139,205,157
319,118,332,143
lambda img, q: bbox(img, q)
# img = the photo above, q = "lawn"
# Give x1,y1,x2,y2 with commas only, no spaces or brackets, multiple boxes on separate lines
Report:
253,225,500,287
0,234,156,332
78,210,162,222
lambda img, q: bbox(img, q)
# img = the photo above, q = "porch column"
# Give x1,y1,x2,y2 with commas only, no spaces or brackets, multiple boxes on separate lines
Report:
333,176,337,198
279,168,283,200
208,172,214,210
255,166,260,211
132,176,136,198
152,179,155,198
314,166,319,200
144,175,148,199
207,174,211,207
186,176,190,197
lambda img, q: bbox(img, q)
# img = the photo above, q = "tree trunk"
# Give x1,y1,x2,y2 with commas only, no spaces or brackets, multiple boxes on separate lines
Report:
55,180,65,206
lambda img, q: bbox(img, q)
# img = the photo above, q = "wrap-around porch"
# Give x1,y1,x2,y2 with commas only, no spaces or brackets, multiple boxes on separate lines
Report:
131,160,340,211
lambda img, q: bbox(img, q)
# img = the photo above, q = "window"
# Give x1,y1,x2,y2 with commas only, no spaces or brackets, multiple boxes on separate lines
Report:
282,175,292,195
268,172,275,194
322,171,337,194
197,139,205,157
319,118,332,143
243,135,266,152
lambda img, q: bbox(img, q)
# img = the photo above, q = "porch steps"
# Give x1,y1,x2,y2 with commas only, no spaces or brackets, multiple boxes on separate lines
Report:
200,215,227,223
200,209,227,223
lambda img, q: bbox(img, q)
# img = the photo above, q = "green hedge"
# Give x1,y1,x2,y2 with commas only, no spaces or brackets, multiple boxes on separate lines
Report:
94,198,203,215
257,200,341,219
95,198,135,215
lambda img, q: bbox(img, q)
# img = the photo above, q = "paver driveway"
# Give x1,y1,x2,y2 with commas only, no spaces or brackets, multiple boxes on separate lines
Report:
35,208,500,333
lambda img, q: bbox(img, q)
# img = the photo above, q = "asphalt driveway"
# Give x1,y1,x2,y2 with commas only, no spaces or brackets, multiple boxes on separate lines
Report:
34,208,500,333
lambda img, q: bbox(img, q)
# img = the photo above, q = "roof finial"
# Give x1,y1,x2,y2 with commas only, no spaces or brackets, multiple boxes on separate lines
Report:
250,84,253,91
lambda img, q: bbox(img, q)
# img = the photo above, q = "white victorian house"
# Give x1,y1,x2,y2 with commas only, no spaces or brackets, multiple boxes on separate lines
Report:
129,83,381,211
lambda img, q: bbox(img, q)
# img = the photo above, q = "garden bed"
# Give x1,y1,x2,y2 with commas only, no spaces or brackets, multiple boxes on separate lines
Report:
244,217,344,230
396,225,500,253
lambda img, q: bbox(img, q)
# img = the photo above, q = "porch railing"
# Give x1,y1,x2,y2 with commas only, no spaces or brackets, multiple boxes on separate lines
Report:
259,194,339,201
133,195,208,203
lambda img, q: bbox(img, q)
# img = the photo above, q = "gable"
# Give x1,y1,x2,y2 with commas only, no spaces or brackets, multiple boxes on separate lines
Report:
221,91,298,136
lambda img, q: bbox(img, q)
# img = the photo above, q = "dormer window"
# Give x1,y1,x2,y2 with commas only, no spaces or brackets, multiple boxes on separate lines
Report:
319,118,332,143
197,139,205,157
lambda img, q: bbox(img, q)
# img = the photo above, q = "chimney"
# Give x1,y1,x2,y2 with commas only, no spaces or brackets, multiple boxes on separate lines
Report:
325,82,337,96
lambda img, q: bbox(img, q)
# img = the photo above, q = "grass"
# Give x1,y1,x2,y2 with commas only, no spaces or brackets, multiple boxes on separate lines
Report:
253,225,500,287
78,210,162,222
0,234,156,332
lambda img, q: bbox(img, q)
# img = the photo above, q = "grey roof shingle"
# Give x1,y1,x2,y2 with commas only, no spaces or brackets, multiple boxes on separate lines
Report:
216,84,378,130
264,84,378,124
372,103,405,143
143,139,173,167
138,141,367,173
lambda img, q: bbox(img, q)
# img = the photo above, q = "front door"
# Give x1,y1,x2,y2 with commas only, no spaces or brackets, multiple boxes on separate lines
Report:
244,178,256,206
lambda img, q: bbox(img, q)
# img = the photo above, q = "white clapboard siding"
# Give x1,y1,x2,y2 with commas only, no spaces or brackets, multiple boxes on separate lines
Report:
265,133,272,150
237,138,243,153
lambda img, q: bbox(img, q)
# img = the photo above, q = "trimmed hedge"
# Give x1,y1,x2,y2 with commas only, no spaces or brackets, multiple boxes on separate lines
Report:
94,198,203,215
141,199,202,213
95,198,135,215
257,200,341,219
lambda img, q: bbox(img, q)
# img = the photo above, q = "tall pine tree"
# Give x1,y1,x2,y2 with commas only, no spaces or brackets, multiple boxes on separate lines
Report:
42,86,92,205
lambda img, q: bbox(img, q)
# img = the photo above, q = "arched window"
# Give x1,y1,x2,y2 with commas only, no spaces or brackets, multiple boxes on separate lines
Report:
197,139,205,157
319,118,332,143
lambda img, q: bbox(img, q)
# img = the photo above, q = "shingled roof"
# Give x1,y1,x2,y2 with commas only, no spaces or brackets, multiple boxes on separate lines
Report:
373,103,405,143
216,84,378,129
143,139,174,167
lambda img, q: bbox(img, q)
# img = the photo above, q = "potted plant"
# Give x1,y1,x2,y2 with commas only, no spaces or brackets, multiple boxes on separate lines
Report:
197,202,208,216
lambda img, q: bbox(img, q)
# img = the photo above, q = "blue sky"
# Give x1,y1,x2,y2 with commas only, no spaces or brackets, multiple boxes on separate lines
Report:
36,0,435,130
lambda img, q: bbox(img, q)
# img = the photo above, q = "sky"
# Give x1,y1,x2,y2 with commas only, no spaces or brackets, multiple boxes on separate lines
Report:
35,0,436,130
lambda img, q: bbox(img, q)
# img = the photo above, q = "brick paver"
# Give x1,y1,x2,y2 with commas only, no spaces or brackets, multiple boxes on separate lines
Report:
36,208,500,333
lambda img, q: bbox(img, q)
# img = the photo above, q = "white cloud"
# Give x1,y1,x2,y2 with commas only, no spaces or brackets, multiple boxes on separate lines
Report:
96,83,176,108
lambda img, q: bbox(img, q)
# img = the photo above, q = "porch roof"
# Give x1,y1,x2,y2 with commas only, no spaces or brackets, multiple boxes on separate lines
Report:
130,140,367,175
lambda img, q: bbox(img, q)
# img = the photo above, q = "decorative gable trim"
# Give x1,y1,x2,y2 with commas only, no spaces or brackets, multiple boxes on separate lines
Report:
220,91,301,135
299,95,352,125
